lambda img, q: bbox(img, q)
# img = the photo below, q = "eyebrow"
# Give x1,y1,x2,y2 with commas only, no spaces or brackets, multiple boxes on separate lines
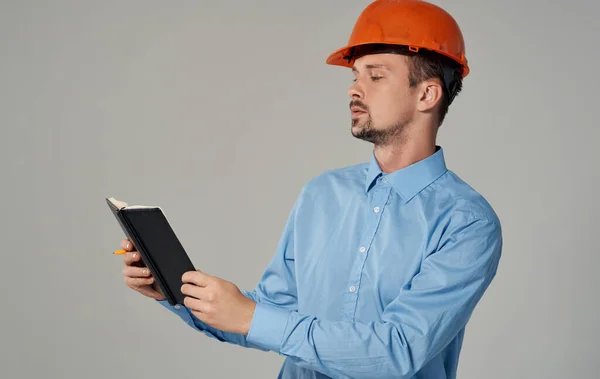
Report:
352,64,389,73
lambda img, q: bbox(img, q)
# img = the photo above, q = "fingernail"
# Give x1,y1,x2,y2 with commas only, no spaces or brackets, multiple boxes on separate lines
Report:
142,269,147,275
132,253,136,258
126,242,131,249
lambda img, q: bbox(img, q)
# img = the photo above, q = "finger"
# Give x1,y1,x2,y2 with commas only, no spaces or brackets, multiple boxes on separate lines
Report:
139,287,165,301
183,295,207,312
181,283,207,299
181,270,210,287
123,251,142,266
190,310,203,320
125,276,154,288
120,239,134,251
123,266,152,278
151,281,163,294
190,309,211,324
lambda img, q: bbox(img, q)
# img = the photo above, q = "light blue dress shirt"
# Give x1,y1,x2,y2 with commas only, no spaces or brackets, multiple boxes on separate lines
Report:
159,146,502,379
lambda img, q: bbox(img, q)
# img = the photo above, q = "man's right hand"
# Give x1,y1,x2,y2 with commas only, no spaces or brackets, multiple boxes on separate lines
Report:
120,239,166,301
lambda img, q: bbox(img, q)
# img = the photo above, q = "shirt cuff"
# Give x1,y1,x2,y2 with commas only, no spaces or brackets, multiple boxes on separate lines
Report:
157,299,196,325
246,302,291,352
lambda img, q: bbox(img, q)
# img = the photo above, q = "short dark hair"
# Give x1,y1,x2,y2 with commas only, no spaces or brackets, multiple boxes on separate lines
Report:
405,49,463,126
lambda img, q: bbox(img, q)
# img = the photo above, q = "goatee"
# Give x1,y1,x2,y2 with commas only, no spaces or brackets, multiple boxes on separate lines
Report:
350,99,409,146
352,115,409,147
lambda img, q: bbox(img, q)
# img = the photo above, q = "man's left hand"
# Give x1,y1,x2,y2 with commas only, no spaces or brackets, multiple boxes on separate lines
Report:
181,270,256,335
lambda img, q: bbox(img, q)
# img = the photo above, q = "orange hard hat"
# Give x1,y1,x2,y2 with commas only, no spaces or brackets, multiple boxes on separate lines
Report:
326,0,469,78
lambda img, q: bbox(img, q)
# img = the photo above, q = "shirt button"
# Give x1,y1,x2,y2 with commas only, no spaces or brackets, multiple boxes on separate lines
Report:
359,246,366,253
374,206,380,213
349,286,357,293
174,305,181,310
382,177,388,183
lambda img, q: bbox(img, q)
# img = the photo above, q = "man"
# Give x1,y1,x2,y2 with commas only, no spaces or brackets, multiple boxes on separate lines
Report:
119,1,502,378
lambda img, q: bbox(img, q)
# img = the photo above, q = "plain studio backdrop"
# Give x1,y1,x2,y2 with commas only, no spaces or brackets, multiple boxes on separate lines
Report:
1,0,598,378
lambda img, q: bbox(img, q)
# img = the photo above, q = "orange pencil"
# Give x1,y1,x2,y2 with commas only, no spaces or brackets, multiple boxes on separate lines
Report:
113,249,127,255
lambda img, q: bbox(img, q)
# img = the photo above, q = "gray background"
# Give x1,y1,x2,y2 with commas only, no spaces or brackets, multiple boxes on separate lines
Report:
1,0,598,378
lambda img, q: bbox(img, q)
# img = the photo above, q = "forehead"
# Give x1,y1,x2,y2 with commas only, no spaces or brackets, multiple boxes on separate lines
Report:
351,53,408,73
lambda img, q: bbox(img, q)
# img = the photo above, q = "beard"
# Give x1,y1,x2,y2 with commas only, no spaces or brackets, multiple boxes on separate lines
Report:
351,102,411,147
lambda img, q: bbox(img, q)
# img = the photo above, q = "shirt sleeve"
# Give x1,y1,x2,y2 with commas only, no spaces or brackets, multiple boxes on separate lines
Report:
157,186,305,350
245,216,503,379
157,294,267,350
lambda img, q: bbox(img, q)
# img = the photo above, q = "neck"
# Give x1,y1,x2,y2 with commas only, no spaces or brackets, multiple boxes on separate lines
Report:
373,123,437,173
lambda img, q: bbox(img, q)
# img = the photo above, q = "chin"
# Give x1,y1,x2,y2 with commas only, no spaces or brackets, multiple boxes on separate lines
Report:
351,125,364,138
351,119,366,129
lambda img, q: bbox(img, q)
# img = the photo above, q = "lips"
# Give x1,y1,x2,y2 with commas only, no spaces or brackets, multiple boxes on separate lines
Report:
351,106,367,117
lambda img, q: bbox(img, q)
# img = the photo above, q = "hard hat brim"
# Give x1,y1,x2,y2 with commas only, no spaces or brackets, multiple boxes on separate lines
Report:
326,42,470,78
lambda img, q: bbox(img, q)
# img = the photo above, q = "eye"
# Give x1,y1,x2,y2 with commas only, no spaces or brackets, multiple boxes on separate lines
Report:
352,76,382,83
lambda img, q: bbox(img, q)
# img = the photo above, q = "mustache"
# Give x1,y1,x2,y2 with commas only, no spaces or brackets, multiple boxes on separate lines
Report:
350,100,368,112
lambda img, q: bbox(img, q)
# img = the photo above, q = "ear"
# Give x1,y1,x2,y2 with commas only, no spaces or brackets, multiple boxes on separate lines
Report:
416,79,444,113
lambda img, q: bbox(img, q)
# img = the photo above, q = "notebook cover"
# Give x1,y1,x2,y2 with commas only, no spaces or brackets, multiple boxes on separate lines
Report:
107,199,195,306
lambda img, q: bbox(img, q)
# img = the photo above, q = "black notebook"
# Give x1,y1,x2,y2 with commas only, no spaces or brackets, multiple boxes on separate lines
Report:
106,197,196,306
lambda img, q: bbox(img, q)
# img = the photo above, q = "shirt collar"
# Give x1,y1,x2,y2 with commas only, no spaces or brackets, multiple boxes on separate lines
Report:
365,146,448,203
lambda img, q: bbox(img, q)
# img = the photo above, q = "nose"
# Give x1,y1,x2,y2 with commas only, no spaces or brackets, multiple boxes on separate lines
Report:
348,80,364,100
